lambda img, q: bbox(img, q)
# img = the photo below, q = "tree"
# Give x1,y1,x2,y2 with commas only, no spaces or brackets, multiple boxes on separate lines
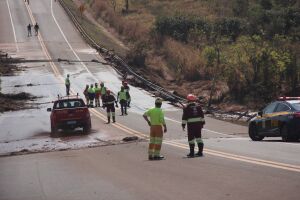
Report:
110,0,116,12
260,0,272,10
125,0,129,12
233,0,249,17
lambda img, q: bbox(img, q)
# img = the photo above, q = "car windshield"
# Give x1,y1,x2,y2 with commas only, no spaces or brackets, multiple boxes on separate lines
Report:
54,99,84,109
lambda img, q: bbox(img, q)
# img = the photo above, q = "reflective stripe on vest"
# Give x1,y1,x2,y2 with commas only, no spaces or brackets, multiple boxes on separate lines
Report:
187,117,205,123
106,101,115,105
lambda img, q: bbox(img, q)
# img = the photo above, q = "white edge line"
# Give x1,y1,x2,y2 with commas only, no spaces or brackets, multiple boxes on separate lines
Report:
50,0,97,81
6,0,19,52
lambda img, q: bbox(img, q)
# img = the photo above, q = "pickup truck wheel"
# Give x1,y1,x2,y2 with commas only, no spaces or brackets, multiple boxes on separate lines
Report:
83,123,91,134
51,125,59,138
249,123,264,141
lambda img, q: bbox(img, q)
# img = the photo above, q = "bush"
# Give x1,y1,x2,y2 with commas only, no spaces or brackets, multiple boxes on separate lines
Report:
126,41,147,67
163,38,203,81
155,15,196,42
155,14,243,42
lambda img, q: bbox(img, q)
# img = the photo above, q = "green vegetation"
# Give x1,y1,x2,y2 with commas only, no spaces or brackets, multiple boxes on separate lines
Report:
83,0,300,106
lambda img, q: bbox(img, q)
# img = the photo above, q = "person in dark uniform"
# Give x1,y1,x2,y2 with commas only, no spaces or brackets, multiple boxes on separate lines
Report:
182,94,205,157
103,90,117,123
27,24,32,37
34,22,39,36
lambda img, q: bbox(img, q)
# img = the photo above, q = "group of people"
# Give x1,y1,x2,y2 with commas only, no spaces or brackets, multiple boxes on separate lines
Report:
82,81,131,123
143,94,205,160
27,23,39,37
64,75,131,124
65,75,205,161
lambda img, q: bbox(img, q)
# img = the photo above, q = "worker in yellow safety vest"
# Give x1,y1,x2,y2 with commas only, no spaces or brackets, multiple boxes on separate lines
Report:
117,86,128,115
94,83,101,107
143,98,167,160
83,84,89,104
65,74,70,96
100,82,107,107
88,84,95,107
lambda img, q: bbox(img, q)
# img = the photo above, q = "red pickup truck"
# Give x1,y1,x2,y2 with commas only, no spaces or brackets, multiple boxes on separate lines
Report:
47,96,91,137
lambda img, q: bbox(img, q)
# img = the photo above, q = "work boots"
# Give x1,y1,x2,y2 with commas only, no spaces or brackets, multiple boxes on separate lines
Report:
154,155,164,160
187,144,195,157
197,143,204,156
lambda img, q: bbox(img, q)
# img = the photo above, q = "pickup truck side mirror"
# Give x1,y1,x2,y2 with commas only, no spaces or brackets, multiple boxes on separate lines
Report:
47,108,52,112
258,111,263,117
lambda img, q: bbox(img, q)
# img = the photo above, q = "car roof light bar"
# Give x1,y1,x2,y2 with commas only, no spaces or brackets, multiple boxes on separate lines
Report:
278,96,300,101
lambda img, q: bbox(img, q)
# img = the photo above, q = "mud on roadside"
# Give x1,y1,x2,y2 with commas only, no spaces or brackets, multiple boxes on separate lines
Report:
0,52,38,112
0,92,38,112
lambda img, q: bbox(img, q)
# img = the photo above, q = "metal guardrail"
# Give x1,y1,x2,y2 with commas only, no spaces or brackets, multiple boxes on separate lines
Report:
58,0,185,103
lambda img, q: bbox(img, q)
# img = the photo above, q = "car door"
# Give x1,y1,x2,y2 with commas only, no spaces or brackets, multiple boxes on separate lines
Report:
270,102,291,135
260,102,278,134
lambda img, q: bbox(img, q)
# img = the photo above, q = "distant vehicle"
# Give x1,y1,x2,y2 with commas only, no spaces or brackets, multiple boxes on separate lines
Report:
249,97,300,142
47,95,91,137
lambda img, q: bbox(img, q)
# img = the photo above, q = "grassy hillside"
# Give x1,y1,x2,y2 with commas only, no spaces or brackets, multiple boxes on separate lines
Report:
83,0,300,108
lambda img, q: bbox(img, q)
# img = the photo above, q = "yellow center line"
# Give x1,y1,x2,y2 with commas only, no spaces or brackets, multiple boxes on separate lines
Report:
24,2,61,78
23,2,300,173
165,141,300,172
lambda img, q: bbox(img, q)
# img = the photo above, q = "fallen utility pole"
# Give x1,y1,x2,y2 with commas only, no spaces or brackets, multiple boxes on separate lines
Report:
0,58,108,65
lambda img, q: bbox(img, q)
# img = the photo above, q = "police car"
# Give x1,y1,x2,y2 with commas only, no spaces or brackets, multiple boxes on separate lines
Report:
249,97,300,142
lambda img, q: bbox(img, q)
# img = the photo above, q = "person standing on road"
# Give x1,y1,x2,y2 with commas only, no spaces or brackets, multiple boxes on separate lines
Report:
88,84,95,107
65,74,70,96
83,84,89,104
123,81,131,107
94,83,101,107
103,90,117,123
34,22,39,36
100,82,107,107
117,86,128,115
143,98,167,160
27,24,32,37
182,94,205,157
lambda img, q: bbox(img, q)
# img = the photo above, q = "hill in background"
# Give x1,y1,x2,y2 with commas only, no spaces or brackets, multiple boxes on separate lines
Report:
81,0,300,108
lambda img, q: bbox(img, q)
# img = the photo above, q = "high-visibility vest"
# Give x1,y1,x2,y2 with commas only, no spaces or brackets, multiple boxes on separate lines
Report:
94,87,101,94
88,87,95,94
100,87,106,95
118,91,127,101
144,107,166,126
65,78,70,85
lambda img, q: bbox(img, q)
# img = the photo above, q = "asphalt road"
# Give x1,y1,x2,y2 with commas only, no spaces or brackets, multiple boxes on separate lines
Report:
0,1,299,200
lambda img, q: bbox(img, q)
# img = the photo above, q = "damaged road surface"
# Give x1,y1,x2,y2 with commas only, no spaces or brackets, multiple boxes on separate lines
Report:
0,0,299,200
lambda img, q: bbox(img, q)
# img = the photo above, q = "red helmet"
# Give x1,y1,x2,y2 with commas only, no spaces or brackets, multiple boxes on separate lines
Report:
106,90,111,95
187,94,197,102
